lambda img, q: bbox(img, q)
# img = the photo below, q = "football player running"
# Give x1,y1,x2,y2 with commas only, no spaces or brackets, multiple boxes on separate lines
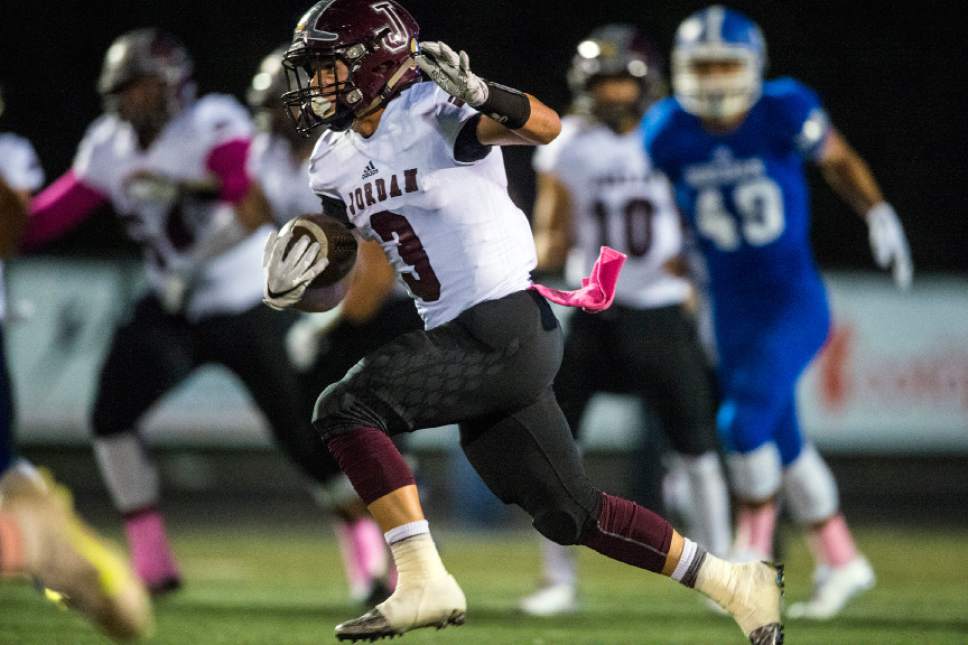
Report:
520,25,731,617
643,5,912,620
23,30,340,595
0,86,152,640
247,48,424,604
264,2,784,642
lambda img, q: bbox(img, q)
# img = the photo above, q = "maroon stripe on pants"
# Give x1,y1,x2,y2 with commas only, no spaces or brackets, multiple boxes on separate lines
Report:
581,492,673,573
327,427,415,505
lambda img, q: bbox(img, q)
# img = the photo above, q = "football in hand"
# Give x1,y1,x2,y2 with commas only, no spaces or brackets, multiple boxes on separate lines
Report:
284,213,358,288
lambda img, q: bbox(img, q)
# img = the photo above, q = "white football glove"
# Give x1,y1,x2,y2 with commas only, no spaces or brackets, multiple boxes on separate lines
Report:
285,305,344,372
866,202,913,290
262,225,330,311
125,171,180,206
414,41,489,107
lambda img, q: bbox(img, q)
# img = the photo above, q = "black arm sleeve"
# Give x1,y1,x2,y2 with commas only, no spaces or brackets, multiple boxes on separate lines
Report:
454,114,493,163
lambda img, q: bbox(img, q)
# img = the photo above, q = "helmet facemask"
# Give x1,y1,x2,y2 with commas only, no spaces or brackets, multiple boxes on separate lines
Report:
586,75,652,133
103,76,178,145
672,45,762,121
281,43,368,135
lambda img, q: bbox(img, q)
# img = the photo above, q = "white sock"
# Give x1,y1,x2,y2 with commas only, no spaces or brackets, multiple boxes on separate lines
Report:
540,536,577,588
680,451,732,556
93,433,159,513
384,519,429,545
670,537,706,587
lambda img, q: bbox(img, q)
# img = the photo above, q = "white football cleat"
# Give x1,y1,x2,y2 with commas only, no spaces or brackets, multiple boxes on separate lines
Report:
787,556,875,620
519,582,579,617
335,572,466,641
0,468,153,641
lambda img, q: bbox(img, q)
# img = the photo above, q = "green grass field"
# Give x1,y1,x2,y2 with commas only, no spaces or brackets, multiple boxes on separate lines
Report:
1,523,966,644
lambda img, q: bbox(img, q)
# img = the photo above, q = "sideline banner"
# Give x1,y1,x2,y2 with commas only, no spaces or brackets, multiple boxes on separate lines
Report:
6,259,967,453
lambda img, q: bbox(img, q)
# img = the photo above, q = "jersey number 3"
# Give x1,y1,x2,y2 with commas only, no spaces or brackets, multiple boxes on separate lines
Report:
370,211,442,302
696,177,784,251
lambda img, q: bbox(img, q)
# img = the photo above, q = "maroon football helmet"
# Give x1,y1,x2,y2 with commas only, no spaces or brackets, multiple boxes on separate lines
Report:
567,24,666,130
282,0,421,134
98,29,195,138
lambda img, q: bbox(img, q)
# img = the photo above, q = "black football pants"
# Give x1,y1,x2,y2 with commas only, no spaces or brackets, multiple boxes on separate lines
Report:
314,290,603,544
91,295,334,484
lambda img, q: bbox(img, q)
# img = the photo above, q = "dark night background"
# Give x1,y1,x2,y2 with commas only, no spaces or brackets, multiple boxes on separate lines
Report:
2,1,965,270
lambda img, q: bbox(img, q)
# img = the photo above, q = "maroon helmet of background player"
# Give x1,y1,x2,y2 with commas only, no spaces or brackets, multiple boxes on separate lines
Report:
281,0,421,134
567,24,666,131
98,29,195,141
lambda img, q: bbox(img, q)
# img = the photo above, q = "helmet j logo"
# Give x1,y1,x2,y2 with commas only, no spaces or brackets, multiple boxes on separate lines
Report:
373,1,410,51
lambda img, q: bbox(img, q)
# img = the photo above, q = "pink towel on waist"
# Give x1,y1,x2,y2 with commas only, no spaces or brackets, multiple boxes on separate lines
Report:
531,246,627,313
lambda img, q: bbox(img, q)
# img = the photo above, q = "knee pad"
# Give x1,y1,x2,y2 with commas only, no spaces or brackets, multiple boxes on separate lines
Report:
532,505,593,546
727,442,782,503
782,444,839,524
312,382,391,440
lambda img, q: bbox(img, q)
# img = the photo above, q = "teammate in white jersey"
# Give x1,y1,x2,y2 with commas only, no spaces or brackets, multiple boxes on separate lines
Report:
0,89,152,640
262,2,784,643
23,30,339,595
520,24,732,617
247,47,424,605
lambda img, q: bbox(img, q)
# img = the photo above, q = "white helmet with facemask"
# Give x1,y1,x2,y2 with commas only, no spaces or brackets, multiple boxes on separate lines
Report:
672,5,766,121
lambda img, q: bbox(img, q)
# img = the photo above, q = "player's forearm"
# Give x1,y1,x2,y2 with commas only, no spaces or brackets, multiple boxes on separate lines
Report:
477,95,561,147
23,170,106,250
820,134,884,218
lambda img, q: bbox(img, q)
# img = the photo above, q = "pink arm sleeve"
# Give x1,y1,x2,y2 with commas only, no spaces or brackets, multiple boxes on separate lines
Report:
205,138,252,204
23,170,107,249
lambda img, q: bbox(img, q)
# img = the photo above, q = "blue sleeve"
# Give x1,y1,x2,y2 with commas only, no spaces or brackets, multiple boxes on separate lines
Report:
769,77,831,161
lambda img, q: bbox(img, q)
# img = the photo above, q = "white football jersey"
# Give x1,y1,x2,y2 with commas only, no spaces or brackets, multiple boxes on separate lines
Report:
72,95,269,321
308,82,536,329
533,115,690,309
0,132,45,320
246,132,320,226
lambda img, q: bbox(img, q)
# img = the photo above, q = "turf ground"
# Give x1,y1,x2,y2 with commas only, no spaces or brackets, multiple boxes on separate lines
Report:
1,523,966,644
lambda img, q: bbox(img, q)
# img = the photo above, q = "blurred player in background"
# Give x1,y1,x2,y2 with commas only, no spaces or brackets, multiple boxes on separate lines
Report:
246,47,424,604
23,29,338,595
643,4,913,620
0,85,152,640
521,24,731,617
263,1,784,642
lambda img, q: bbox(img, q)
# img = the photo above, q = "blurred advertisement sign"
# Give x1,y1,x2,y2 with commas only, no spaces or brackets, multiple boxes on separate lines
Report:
6,259,967,453
5,258,269,446
799,273,968,453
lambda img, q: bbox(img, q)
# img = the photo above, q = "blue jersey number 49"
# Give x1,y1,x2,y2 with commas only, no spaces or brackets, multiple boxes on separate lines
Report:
696,177,784,251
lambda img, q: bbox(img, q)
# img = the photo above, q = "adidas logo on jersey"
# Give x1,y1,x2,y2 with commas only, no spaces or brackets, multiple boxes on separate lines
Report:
361,161,379,180
346,168,419,217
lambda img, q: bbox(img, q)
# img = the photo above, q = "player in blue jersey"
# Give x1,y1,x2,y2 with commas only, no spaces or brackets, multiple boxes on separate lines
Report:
643,5,913,620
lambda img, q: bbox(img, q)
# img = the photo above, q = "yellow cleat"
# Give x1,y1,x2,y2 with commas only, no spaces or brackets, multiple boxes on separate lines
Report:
0,467,153,641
